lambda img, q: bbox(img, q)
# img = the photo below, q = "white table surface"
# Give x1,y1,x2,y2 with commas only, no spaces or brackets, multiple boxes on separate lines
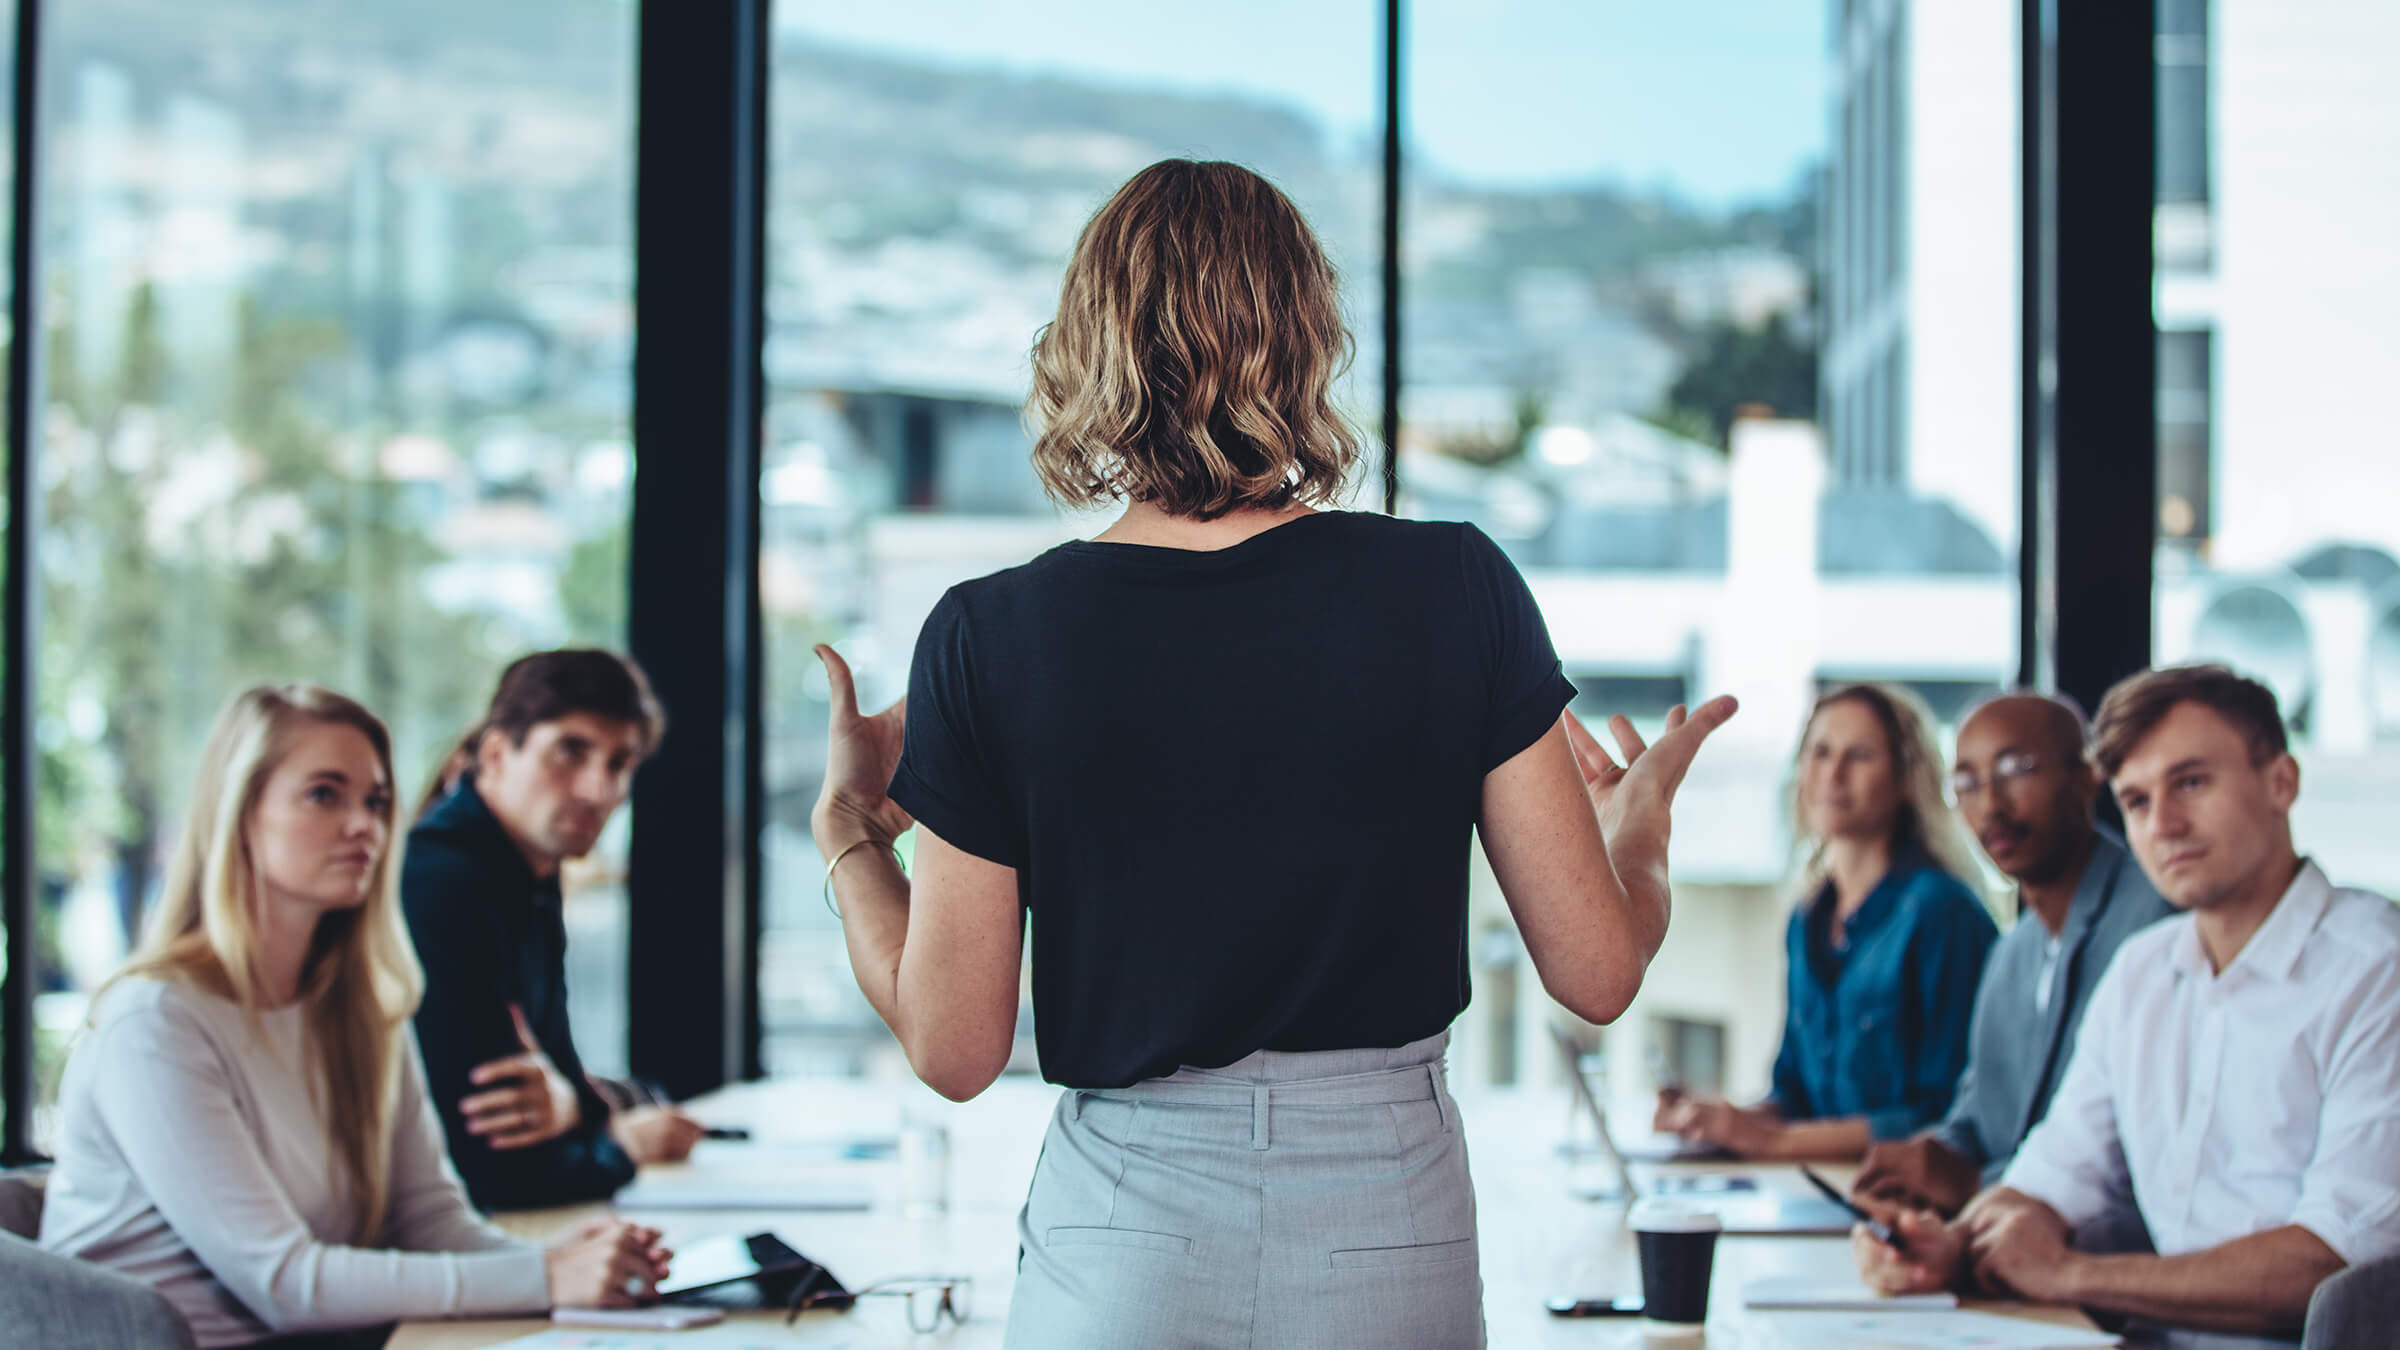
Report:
388,1077,2102,1349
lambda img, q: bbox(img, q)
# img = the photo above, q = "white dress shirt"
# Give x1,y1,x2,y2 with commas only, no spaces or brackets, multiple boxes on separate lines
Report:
2001,860,2400,1267
2032,928,2066,1017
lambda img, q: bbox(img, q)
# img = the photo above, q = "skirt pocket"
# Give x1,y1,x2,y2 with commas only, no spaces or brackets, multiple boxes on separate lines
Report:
1044,1225,1194,1255
1327,1237,1476,1270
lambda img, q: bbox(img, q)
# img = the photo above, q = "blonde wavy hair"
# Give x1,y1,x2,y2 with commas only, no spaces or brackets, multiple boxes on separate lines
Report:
1027,159,1362,520
100,684,424,1241
1787,682,1988,907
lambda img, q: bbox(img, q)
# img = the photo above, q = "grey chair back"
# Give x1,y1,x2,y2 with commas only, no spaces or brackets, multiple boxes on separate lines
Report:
2304,1254,2400,1350
0,1166,199,1349
0,1164,44,1238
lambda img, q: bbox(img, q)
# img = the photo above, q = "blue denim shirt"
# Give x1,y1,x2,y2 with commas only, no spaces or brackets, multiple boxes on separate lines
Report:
1770,852,1999,1140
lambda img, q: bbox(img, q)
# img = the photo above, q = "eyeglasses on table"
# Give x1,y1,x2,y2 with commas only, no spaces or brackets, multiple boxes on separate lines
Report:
784,1268,973,1334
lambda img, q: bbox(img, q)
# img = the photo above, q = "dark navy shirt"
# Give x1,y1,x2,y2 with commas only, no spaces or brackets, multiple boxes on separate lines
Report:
402,779,635,1210
1770,851,1999,1139
888,511,1577,1089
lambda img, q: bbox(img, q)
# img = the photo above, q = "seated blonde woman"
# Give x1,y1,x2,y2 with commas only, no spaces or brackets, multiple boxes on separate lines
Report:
1655,682,1998,1160
39,684,667,1348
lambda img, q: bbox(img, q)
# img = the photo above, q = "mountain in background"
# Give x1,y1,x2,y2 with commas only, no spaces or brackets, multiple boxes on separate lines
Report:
39,2,1820,440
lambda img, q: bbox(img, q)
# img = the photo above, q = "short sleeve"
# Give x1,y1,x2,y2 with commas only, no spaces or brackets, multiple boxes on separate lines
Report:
889,588,1025,868
1458,523,1578,770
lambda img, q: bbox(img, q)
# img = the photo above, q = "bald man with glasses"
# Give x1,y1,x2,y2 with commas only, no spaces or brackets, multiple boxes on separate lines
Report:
1849,693,2173,1218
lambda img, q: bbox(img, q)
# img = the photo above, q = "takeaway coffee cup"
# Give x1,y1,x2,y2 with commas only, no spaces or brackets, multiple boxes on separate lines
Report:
1629,1197,1721,1333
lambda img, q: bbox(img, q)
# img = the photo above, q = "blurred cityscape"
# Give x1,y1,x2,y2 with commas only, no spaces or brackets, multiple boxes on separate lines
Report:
20,0,2400,1141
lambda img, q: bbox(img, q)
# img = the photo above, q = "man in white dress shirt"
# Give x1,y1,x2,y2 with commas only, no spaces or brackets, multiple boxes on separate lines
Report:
1855,664,2400,1344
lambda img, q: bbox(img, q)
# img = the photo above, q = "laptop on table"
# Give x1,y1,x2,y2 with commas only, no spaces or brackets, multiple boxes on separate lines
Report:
1548,1022,1855,1236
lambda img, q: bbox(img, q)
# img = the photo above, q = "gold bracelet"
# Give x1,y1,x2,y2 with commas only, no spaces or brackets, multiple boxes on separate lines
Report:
822,836,903,919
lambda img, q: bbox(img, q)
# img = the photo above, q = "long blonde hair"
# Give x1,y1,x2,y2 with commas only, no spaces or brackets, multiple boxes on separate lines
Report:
101,684,424,1241
1788,682,1987,907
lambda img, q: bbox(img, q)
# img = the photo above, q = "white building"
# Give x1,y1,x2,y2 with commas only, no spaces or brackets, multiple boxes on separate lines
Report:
1837,0,2400,608
1821,0,2021,555
2153,0,2400,576
1825,0,2400,843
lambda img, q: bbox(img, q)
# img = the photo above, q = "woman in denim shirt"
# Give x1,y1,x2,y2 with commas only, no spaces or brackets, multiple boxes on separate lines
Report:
1658,682,1996,1160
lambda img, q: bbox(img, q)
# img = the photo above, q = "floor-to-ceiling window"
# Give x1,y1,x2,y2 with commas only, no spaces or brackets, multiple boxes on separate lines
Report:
26,0,637,1146
16,0,2382,1143
754,0,2023,1107
2150,0,2400,896
756,2,1382,1077
0,0,16,1155
1400,0,2019,1107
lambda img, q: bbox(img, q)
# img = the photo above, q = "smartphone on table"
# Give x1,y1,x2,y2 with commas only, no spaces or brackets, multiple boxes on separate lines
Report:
1546,1294,1645,1317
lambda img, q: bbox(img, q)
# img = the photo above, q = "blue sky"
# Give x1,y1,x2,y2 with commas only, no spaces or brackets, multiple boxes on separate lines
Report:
776,0,1828,209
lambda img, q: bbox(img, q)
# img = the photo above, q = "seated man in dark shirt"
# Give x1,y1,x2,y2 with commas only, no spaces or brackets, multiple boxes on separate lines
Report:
404,649,703,1210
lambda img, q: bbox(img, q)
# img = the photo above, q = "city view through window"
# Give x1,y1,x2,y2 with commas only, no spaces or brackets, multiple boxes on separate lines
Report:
26,0,637,1144
755,0,2021,1111
2148,0,2400,900
758,2,1386,1077
13,1,2398,1142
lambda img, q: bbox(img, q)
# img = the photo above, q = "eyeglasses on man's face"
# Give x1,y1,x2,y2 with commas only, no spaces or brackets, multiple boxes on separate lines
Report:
786,1272,973,1334
1950,749,2047,802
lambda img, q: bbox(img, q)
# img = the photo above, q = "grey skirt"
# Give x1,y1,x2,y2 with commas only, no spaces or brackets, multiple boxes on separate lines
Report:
1004,1031,1484,1350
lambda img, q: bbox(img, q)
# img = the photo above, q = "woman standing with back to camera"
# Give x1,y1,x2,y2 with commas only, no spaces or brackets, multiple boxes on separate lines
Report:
811,158,1735,1349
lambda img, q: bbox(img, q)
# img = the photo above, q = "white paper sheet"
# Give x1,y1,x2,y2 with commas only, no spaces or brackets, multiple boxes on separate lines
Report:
491,1332,788,1350
610,1179,874,1211
1743,1273,1959,1310
1766,1308,2121,1348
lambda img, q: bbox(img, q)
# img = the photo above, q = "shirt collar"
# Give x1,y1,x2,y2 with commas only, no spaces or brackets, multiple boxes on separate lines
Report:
1819,846,1932,945
2166,857,2331,984
2230,858,2332,982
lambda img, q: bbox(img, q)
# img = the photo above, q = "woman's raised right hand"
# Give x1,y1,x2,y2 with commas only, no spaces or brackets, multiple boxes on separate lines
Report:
810,644,915,858
545,1217,671,1308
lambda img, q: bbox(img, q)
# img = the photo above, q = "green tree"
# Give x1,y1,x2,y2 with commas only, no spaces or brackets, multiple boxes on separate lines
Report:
559,519,627,645
1434,390,1548,468
1657,310,1819,451
37,284,495,953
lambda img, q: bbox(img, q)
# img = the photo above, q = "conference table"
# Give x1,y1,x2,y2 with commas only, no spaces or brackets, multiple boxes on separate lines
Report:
390,1076,2103,1348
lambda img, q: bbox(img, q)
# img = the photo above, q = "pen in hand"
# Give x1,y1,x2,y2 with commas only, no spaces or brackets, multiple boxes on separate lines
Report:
1799,1164,1911,1257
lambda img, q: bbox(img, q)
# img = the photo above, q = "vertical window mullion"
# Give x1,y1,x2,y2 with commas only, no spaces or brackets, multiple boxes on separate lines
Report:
2,0,45,1166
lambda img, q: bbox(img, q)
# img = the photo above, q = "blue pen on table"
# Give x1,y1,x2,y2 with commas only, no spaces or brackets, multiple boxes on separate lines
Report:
1799,1164,1912,1257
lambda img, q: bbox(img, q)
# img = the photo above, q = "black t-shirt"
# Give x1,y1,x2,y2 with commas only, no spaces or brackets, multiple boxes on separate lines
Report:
887,509,1576,1089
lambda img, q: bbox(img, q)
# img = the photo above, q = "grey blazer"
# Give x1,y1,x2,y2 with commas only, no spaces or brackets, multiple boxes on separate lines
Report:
1929,829,2175,1182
